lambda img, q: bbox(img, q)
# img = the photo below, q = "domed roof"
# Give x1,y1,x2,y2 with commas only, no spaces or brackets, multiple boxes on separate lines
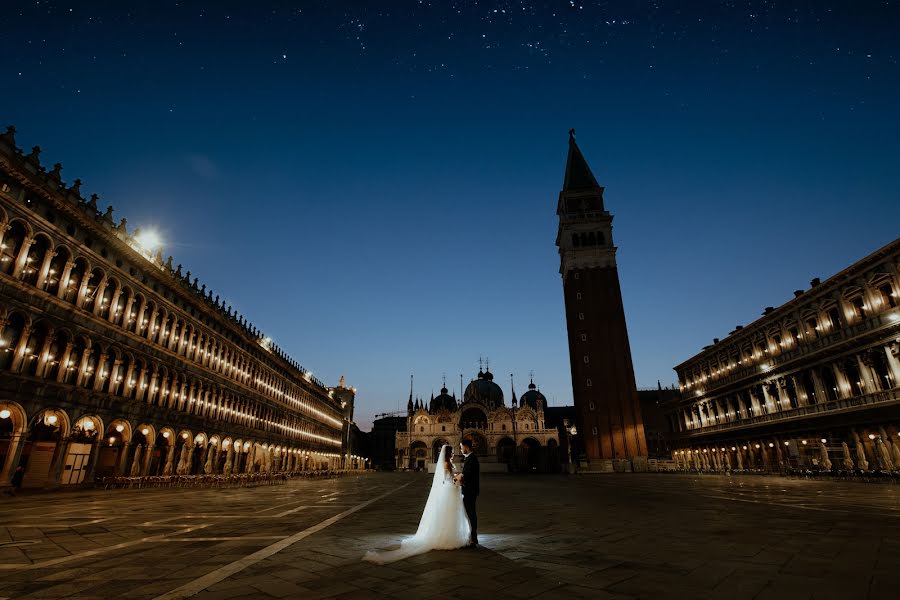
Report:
520,380,546,410
464,370,504,408
429,386,457,412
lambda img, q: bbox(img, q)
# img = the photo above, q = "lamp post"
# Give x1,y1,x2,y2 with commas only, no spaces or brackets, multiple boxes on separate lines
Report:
563,418,578,474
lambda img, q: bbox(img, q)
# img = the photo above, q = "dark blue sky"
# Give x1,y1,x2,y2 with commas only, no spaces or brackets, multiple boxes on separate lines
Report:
3,1,899,429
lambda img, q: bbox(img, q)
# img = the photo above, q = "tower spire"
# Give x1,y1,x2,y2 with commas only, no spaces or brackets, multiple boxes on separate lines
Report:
563,128,601,191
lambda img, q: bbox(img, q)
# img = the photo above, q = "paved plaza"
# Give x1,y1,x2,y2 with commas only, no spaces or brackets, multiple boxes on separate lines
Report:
2,473,900,599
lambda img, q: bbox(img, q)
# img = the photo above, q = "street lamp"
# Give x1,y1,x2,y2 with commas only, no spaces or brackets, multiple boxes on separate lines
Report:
563,418,577,472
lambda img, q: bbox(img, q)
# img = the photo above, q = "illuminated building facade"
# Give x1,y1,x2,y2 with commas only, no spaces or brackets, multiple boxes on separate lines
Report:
0,127,353,489
396,370,561,473
665,238,900,472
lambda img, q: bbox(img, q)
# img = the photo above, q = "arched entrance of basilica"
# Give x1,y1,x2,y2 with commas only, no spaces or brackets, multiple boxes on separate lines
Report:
410,441,427,470
496,437,515,469
519,438,542,472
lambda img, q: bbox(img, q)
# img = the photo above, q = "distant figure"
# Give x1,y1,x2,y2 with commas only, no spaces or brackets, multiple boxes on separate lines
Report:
10,465,24,495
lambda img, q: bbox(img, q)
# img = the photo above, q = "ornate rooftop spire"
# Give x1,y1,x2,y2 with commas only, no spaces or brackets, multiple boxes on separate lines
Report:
563,129,601,191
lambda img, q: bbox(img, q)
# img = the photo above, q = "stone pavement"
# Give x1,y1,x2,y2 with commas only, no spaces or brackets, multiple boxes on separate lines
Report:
2,473,900,599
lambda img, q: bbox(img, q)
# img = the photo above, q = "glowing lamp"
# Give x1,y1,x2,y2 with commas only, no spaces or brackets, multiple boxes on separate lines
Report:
134,229,162,252
821,438,827,444
0,409,10,419
46,414,58,425
141,428,149,435
162,431,170,438
116,424,125,432
868,434,876,440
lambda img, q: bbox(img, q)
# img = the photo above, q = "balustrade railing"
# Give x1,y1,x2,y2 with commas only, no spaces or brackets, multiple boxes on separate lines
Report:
678,387,900,437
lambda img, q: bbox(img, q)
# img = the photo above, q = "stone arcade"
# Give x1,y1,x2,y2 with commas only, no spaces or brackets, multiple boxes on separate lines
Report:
665,238,900,473
0,127,360,490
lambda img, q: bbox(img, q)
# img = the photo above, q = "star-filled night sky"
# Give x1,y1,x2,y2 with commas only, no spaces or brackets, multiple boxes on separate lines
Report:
3,1,899,430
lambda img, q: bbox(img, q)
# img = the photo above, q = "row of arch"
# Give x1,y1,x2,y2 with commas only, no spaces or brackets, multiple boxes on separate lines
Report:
678,270,899,392
0,210,342,430
0,304,342,447
673,426,900,473
674,345,900,432
0,402,350,489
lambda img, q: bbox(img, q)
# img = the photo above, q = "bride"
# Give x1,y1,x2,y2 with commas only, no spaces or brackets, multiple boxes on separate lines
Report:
363,444,471,564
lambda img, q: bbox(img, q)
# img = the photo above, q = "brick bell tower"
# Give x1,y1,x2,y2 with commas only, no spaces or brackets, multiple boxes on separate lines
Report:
556,129,647,472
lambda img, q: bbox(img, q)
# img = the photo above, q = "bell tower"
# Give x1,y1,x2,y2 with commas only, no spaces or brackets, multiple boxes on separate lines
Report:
556,130,647,472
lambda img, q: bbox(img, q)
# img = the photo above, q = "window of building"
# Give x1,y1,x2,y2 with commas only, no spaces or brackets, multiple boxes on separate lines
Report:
592,426,598,435
805,318,818,339
586,378,592,387
576,292,582,300
580,333,587,342
879,283,897,309
441,425,445,432
589,401,595,410
850,296,866,320
420,426,424,432
827,307,842,331
574,273,580,279
578,312,584,321
583,355,590,363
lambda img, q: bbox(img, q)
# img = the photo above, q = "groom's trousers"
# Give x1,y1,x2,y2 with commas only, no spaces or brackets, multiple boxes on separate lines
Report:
463,494,478,543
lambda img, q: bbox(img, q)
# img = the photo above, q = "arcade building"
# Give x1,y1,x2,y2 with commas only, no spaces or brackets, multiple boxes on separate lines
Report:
664,238,900,473
0,126,357,490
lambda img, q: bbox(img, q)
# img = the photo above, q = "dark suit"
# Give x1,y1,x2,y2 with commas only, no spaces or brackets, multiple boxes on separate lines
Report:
461,453,480,544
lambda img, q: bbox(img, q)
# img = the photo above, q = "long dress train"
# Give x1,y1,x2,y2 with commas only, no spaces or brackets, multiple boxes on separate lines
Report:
363,445,470,564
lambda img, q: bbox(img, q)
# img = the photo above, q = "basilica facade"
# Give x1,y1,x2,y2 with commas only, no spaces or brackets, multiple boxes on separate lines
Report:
0,127,356,490
395,369,561,472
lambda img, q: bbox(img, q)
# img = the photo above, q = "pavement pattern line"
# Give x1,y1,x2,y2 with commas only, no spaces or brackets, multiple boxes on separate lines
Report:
0,524,213,570
152,482,411,600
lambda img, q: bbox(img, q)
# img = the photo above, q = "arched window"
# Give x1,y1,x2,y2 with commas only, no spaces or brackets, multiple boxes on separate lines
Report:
879,283,897,309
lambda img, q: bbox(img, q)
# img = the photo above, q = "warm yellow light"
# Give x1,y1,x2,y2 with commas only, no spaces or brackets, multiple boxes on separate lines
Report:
821,438,827,443
47,414,58,425
162,431,170,438
83,420,94,431
141,428,149,435
134,229,163,252
116,424,125,432
0,409,10,419
868,434,876,440
182,432,189,439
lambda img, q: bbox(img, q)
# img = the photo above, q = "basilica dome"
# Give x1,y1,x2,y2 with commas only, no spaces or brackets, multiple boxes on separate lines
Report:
519,380,546,410
463,370,504,408
429,386,458,412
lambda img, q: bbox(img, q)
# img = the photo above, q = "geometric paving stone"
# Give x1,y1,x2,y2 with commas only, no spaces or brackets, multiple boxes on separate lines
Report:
2,473,899,598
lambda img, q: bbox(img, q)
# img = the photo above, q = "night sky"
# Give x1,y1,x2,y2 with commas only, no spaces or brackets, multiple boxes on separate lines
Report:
3,1,899,430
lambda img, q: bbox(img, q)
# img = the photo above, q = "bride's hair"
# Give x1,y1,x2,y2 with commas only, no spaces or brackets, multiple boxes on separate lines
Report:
442,444,452,465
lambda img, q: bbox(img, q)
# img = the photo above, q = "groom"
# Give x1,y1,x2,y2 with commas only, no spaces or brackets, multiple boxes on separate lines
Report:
457,439,480,547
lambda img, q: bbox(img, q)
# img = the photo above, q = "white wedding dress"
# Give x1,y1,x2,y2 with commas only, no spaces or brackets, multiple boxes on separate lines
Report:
363,445,471,564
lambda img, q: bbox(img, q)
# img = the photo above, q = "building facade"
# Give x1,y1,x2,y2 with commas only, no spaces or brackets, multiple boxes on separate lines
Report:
0,127,354,489
555,130,648,472
665,238,900,472
395,370,561,472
